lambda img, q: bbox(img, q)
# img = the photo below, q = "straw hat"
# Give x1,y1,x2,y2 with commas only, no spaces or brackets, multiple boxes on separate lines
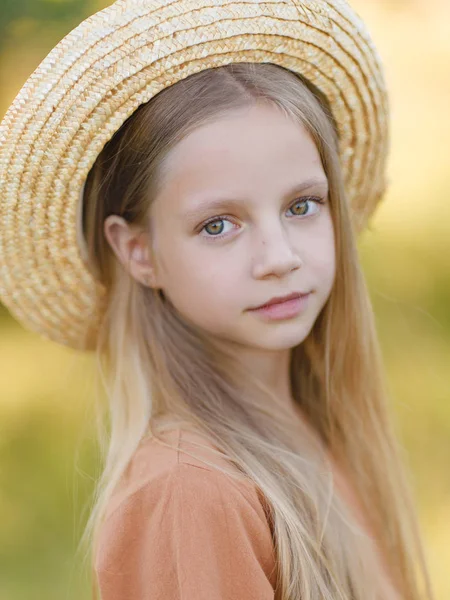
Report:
0,0,390,352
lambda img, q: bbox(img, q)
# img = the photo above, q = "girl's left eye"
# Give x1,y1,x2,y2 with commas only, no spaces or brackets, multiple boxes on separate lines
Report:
199,196,325,240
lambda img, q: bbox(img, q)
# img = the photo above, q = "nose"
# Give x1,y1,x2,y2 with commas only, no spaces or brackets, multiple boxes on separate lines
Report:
251,222,303,279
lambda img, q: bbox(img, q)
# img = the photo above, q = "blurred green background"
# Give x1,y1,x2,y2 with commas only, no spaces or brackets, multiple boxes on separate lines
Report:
0,0,449,598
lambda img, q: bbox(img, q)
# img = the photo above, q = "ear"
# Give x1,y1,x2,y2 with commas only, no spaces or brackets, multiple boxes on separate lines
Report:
103,215,161,289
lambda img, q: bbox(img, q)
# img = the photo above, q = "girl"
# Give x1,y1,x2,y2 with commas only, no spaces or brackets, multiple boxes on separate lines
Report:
0,1,434,599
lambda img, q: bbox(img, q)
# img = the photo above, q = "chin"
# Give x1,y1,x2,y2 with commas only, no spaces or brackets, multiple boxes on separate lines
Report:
251,324,313,351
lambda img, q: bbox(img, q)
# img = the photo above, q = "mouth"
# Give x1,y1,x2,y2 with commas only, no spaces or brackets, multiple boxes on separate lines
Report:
249,291,310,311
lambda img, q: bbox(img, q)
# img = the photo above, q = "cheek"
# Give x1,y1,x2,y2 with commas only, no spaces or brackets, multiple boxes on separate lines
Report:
305,218,336,288
157,242,239,316
313,236,335,277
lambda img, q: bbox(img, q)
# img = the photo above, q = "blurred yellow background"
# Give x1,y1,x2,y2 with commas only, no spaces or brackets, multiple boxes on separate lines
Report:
0,1,449,598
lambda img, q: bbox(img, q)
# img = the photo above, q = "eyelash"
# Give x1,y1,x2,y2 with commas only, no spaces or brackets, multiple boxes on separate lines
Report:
198,196,326,241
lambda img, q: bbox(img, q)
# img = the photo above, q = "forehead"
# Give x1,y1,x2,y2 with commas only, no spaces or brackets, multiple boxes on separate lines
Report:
156,103,326,206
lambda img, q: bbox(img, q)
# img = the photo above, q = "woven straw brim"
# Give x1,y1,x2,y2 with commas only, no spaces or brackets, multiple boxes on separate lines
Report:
0,0,389,351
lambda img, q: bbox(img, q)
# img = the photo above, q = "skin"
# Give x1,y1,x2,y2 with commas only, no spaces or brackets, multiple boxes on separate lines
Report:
104,102,336,413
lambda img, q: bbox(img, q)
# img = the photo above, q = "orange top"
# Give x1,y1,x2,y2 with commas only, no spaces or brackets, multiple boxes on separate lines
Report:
94,427,278,599
94,422,401,600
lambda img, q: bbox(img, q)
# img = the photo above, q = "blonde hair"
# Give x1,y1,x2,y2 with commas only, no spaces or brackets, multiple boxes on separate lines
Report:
78,63,433,600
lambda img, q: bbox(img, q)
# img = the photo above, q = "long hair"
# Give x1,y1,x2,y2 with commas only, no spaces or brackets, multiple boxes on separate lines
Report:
77,63,433,600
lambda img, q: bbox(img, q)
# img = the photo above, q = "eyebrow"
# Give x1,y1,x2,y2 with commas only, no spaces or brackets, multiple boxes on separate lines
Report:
181,176,329,222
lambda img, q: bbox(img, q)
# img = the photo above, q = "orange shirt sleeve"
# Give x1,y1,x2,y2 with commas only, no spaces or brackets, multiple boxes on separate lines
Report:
95,462,277,600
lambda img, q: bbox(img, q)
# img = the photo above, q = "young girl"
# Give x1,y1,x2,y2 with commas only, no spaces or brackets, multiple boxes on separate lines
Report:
0,1,434,599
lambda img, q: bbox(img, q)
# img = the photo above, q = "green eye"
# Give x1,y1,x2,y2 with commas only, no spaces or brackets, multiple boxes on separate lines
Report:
288,196,323,217
290,200,308,216
204,221,225,236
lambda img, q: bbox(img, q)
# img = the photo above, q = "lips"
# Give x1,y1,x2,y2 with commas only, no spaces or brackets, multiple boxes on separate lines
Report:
250,291,308,310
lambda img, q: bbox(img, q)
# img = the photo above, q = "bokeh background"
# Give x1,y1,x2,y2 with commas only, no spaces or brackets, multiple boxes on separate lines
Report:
0,0,449,598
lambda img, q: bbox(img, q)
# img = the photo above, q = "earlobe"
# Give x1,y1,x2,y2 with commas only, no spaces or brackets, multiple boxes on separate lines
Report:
142,271,158,288
130,254,158,288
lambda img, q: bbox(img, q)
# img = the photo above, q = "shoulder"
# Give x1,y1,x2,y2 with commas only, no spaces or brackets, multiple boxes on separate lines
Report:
95,427,278,598
102,426,269,528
